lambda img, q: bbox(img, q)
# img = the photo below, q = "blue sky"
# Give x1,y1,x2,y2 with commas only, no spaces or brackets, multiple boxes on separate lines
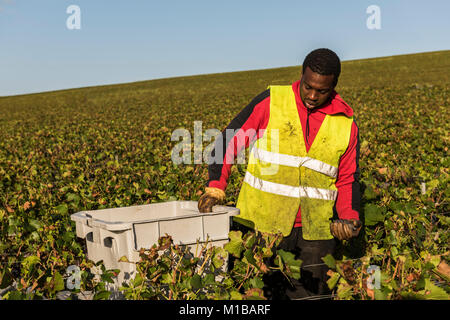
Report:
0,0,449,96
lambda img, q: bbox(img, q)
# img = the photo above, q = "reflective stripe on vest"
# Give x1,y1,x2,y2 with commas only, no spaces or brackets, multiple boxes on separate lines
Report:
243,171,338,200
251,146,338,178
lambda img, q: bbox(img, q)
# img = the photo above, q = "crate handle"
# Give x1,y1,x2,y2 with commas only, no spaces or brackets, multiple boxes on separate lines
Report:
103,236,119,258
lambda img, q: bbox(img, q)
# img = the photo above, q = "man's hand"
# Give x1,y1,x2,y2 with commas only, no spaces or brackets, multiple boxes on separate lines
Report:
197,187,226,213
330,219,362,240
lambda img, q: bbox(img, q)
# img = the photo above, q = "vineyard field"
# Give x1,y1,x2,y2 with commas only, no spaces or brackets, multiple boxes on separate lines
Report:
0,50,449,300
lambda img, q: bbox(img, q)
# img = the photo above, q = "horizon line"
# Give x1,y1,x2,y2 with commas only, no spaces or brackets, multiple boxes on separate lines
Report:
1,49,448,99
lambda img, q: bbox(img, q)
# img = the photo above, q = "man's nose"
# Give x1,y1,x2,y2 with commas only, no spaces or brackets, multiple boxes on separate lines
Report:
308,90,318,101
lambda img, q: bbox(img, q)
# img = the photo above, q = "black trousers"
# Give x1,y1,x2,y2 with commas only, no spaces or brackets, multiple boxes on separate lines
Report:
272,227,336,299
232,223,336,300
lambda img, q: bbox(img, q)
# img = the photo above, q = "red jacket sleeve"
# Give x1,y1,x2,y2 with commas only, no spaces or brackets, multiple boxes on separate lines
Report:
207,90,270,191
334,120,361,221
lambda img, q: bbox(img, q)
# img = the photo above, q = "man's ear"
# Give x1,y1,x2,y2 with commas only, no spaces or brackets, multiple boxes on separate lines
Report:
332,76,338,88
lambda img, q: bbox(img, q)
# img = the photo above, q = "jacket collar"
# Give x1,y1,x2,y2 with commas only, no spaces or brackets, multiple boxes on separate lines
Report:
292,80,353,117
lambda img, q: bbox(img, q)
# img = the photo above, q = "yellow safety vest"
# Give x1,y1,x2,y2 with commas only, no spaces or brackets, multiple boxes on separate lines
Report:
234,85,353,240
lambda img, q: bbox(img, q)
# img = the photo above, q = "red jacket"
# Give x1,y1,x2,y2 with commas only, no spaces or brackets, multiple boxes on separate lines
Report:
207,80,361,226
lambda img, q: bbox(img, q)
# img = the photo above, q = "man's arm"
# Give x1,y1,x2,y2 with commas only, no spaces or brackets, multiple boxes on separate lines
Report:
198,90,270,213
207,89,270,191
329,119,362,240
334,119,361,221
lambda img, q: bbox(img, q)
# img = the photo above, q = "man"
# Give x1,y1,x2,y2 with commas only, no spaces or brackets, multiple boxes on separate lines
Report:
198,48,362,299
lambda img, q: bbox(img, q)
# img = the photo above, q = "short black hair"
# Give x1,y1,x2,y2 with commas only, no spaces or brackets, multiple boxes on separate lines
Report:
302,48,341,86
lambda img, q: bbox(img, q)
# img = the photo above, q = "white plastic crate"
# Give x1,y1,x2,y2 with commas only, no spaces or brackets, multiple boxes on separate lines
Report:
70,200,239,288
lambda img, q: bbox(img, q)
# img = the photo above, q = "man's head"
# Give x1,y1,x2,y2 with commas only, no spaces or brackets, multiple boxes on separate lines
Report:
300,48,341,110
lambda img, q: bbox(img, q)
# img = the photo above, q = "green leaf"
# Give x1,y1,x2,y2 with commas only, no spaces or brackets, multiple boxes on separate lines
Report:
416,275,426,290
230,290,243,300
212,247,227,269
101,270,118,284
8,216,20,227
55,204,68,215
425,179,439,196
62,231,75,243
321,254,336,270
262,247,273,258
28,219,42,231
214,288,230,300
243,232,257,248
190,274,202,290
403,202,418,214
364,203,385,226
243,249,257,266
161,273,173,284
22,255,40,273
276,249,295,263
53,271,65,292
374,287,390,300
423,278,449,300
0,269,13,289
203,273,215,286
118,256,130,263
249,277,264,289
94,290,111,300
4,290,25,300
336,283,353,299
224,230,244,258
363,185,378,200
326,271,340,290
389,201,404,212
429,255,441,268
276,250,302,280
66,193,80,204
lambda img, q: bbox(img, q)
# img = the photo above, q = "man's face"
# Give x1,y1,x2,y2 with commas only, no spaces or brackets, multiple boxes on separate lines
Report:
299,66,335,110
